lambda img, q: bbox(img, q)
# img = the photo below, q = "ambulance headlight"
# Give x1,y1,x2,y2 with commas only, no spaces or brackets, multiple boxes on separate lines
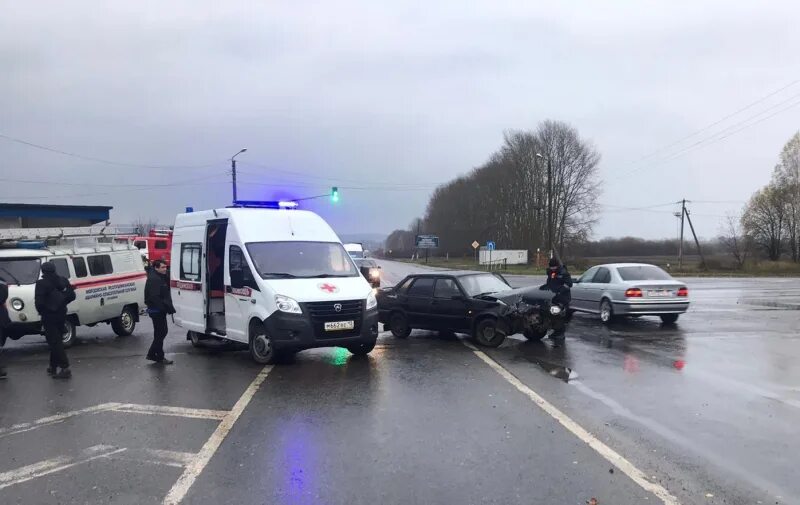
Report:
549,305,562,315
366,291,378,310
10,298,24,311
275,295,302,314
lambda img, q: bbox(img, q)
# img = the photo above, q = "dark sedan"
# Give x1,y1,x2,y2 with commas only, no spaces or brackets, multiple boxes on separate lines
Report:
354,258,381,288
377,270,543,347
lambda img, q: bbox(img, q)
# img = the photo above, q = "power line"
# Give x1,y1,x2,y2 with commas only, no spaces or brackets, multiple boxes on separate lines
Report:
237,162,445,187
620,79,800,169
0,132,224,169
610,93,800,182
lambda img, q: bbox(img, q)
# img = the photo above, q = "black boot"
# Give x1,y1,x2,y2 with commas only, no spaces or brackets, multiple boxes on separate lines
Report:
53,367,72,379
0,368,7,379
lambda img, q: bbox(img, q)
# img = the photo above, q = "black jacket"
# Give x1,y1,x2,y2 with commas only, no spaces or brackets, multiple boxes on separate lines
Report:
0,281,10,328
540,266,573,304
145,270,175,314
35,273,75,319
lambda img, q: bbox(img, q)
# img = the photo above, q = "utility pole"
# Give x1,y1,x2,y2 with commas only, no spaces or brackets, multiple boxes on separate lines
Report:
547,156,553,258
230,148,247,204
684,207,707,270
678,199,686,269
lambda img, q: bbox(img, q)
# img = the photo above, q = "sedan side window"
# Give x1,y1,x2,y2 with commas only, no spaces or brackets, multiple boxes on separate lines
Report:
434,278,461,299
578,267,598,283
407,278,435,297
593,267,611,284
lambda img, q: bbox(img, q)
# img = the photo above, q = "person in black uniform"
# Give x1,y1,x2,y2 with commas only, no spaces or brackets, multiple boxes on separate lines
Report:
145,260,175,364
34,262,76,379
540,257,573,305
0,280,10,379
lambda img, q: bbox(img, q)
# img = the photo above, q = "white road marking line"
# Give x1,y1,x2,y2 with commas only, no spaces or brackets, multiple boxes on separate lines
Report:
0,445,127,490
112,449,196,468
112,404,229,420
0,403,122,439
0,403,231,440
463,341,681,505
162,366,273,505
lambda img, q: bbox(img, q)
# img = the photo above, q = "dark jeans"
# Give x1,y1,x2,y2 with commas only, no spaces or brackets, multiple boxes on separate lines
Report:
147,313,168,360
43,316,70,369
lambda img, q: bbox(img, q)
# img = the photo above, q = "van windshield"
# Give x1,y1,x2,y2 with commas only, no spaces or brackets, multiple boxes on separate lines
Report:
0,258,42,285
246,242,359,279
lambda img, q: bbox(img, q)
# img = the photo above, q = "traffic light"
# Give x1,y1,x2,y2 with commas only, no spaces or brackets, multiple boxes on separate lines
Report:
331,186,339,203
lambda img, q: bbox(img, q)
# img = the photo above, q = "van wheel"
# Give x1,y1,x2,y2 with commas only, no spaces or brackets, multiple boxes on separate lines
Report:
188,331,203,347
112,307,137,337
62,320,77,348
348,340,377,357
473,318,505,347
389,312,411,339
249,326,278,364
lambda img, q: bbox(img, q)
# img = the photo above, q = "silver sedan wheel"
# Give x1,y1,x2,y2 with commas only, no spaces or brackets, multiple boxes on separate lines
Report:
600,300,614,323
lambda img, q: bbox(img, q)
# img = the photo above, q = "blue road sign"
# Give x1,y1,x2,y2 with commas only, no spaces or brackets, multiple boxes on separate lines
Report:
487,241,496,251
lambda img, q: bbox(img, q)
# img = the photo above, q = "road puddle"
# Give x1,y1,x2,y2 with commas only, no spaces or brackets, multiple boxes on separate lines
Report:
515,341,579,382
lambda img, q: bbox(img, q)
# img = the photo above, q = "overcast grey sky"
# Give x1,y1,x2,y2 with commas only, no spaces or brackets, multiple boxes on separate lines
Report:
1,1,798,240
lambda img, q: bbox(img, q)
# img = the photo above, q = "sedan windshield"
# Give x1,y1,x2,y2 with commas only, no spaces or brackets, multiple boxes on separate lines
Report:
246,241,358,279
459,273,510,296
0,258,42,285
617,265,673,281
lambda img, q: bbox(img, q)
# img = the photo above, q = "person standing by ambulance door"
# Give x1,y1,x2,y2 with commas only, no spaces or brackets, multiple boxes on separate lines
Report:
145,260,176,364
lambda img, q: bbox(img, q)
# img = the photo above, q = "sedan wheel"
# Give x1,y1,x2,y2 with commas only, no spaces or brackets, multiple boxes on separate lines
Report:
473,319,505,347
600,300,615,324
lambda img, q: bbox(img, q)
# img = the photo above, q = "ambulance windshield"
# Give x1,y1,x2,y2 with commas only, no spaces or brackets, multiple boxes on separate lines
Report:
0,258,42,285
246,241,359,279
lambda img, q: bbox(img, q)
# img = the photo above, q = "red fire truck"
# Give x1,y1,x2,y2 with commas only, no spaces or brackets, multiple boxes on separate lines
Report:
115,229,173,267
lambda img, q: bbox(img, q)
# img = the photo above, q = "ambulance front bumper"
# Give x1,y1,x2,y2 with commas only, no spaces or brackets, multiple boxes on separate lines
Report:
264,307,379,350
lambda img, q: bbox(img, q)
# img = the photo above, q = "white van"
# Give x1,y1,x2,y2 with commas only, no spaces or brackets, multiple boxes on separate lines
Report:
343,243,365,259
171,205,379,364
0,241,146,348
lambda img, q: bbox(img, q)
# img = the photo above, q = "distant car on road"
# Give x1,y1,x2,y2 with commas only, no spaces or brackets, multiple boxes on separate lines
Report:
343,243,365,259
354,258,381,288
570,263,689,324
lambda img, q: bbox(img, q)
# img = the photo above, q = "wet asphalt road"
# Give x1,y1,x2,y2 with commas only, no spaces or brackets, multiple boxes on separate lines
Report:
1,261,798,505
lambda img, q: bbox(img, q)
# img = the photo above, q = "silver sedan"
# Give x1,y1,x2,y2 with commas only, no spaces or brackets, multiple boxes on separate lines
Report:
570,263,690,324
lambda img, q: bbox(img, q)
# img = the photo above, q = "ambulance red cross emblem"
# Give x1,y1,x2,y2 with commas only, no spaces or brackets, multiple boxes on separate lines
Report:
318,283,339,294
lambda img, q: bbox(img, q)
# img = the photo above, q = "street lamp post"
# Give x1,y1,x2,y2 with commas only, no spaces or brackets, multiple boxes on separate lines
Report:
230,148,247,204
536,152,553,258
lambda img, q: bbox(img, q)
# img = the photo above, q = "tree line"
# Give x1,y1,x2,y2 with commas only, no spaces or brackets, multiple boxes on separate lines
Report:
727,132,800,264
386,120,601,258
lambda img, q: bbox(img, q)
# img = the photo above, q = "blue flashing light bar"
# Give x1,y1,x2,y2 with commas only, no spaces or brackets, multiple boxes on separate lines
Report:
231,200,299,209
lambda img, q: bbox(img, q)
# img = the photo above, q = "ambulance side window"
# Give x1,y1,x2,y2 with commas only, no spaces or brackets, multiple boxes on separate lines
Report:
72,257,88,278
87,255,114,276
180,243,202,282
229,246,258,290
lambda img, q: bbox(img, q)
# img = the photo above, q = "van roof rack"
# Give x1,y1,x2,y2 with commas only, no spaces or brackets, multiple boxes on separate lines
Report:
0,225,140,252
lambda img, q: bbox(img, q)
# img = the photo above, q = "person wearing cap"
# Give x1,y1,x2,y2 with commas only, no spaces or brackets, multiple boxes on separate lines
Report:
34,262,76,379
541,257,573,305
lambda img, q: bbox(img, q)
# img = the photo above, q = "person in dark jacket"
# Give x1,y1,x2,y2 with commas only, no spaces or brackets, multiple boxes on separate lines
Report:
35,262,76,379
540,257,573,302
0,280,10,379
145,260,175,364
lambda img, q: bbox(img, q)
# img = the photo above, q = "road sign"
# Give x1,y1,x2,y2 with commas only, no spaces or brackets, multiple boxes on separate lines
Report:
471,241,480,250
415,235,439,249
486,241,496,251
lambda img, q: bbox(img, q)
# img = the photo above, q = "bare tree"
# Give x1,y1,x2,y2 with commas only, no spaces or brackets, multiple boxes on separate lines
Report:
771,132,800,262
742,185,786,261
719,214,750,269
132,217,160,235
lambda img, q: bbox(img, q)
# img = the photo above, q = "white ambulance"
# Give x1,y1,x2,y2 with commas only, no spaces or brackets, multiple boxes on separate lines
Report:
0,239,146,348
170,204,379,364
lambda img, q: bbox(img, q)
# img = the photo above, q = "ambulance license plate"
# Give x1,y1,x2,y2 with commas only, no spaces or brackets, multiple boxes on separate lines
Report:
324,321,355,331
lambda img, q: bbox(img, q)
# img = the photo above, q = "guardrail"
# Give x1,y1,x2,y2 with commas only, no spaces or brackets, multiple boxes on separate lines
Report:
483,258,508,271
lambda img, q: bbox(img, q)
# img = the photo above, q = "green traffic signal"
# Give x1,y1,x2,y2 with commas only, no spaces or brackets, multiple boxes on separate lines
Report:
331,186,339,203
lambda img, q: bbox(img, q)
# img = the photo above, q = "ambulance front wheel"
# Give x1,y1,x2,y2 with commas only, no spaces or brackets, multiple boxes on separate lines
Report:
348,339,377,357
249,325,278,364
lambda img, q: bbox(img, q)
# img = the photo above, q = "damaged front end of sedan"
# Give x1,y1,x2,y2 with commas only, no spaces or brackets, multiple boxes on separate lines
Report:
479,287,570,342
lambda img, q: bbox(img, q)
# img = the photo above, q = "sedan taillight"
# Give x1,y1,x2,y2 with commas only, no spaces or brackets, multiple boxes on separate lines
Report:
625,288,643,298
677,287,689,297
